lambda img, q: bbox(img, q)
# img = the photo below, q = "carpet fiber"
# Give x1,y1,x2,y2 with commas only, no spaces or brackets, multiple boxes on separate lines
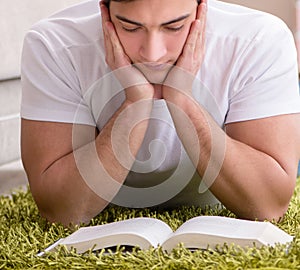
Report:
1,178,299,269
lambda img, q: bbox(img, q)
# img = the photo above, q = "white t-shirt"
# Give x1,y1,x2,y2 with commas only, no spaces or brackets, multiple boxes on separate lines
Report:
21,0,300,208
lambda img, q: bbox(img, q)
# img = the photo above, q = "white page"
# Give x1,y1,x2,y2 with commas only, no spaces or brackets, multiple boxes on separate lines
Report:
61,218,173,249
161,216,293,252
169,216,292,244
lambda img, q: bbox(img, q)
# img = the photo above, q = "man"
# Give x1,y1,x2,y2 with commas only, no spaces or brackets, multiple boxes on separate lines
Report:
21,0,300,226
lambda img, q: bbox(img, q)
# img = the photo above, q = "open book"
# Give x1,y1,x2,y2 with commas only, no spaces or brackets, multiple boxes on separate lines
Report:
38,216,293,255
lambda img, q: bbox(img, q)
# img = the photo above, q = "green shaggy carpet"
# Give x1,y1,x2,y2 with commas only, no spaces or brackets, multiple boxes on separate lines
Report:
1,178,300,269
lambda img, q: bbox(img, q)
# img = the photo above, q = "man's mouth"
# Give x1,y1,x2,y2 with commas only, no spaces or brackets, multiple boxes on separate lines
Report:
141,62,170,71
133,62,174,84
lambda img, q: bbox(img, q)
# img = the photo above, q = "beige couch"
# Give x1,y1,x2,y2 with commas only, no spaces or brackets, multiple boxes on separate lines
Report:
0,0,83,194
0,0,297,194
222,0,296,34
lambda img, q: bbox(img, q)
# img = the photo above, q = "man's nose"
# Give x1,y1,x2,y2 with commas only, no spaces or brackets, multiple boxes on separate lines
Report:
140,32,167,62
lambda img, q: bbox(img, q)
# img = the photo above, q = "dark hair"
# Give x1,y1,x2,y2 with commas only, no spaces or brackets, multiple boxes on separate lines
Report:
104,0,201,8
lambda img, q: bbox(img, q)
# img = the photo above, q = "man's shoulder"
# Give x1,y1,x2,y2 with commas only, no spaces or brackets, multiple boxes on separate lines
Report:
25,0,101,49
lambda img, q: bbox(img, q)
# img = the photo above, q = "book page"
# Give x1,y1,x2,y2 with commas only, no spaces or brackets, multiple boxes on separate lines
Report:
59,217,173,253
173,216,291,240
162,216,293,252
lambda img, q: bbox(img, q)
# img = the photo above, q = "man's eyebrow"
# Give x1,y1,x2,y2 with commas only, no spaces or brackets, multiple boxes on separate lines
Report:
115,15,143,26
115,14,191,27
161,14,190,26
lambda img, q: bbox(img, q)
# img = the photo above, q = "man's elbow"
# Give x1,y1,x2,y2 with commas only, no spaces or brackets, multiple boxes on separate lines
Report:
29,184,91,226
36,202,92,227
259,175,296,222
257,204,290,223
249,191,294,222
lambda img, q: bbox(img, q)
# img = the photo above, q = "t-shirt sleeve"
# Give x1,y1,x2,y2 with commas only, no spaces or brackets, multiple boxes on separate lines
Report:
21,29,96,126
225,17,300,124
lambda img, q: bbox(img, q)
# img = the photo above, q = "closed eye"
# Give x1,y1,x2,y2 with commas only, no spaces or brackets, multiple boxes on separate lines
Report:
165,25,184,32
122,26,141,32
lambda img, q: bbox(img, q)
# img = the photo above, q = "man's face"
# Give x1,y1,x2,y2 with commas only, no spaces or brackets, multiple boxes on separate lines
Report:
109,0,198,83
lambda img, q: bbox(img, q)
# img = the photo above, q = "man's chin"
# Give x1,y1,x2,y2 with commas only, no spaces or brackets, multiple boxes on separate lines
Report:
134,63,174,84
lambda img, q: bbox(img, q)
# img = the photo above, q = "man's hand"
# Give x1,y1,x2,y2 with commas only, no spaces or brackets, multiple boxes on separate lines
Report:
163,0,207,100
100,1,154,103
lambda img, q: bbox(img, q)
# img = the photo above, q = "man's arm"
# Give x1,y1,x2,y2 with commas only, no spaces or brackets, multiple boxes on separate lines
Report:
163,0,300,221
164,94,300,221
21,96,153,226
223,114,300,220
21,2,155,226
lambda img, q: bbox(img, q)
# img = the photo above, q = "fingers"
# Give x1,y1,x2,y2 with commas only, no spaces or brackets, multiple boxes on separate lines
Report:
100,0,110,23
196,0,207,20
178,1,207,72
195,1,207,61
164,1,207,98
100,1,130,68
106,23,128,67
100,1,113,63
182,21,201,60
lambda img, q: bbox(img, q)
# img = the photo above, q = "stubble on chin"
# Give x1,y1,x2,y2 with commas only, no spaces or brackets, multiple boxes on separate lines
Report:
133,62,174,84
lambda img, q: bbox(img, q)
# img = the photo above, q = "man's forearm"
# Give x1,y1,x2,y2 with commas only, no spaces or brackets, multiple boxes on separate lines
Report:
165,93,296,221
37,99,153,225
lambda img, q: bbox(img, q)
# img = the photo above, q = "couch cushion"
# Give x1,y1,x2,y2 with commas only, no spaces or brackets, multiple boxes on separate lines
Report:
0,79,22,165
0,0,84,80
0,159,28,195
0,79,21,116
